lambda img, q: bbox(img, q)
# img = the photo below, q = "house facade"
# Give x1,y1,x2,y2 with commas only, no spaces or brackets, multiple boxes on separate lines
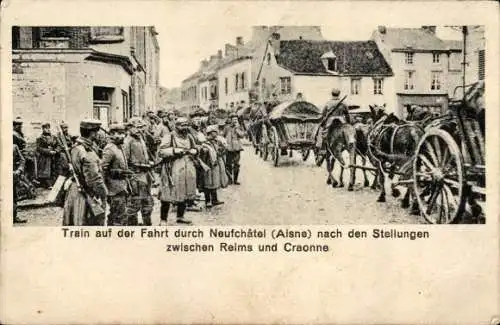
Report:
11,26,160,140
464,26,485,86
217,56,252,111
371,26,462,117
257,39,395,113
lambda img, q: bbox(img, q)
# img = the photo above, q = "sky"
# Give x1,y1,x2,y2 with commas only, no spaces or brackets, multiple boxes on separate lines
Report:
156,23,462,89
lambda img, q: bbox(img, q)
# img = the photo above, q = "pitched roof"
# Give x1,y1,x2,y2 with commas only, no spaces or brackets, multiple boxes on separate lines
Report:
443,39,463,51
276,40,393,76
378,28,449,51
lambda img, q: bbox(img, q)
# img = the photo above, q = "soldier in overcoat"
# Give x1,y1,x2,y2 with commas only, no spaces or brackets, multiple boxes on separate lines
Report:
157,117,197,225
63,119,108,226
101,123,131,226
200,125,226,208
36,122,60,188
123,117,154,226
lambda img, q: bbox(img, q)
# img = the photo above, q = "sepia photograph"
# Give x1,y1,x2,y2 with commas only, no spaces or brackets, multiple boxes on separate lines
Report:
12,24,486,226
1,1,499,325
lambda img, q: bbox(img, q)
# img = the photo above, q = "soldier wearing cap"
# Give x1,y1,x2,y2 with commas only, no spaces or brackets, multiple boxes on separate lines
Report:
101,123,132,226
223,113,245,185
36,122,60,188
157,117,198,224
63,119,108,226
199,125,227,208
13,117,26,151
55,121,74,178
123,117,154,226
315,88,350,155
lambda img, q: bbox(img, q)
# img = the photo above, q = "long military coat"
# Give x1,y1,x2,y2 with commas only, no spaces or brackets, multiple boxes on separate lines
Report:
101,142,129,197
36,133,59,179
157,132,197,203
63,137,107,226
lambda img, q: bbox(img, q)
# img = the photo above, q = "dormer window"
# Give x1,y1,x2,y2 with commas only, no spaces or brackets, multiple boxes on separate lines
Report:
321,51,337,73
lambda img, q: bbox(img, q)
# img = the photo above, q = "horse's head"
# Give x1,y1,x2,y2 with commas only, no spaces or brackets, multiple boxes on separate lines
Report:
369,104,387,122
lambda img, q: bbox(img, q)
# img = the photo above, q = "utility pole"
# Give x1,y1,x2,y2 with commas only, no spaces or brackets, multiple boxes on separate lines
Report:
461,25,468,100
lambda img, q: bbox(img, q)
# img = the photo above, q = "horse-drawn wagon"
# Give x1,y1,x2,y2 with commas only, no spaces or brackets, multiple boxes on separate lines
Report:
412,81,485,224
265,100,322,167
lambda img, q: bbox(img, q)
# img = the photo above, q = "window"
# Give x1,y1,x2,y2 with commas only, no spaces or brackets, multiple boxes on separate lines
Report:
327,58,337,71
404,70,415,90
430,71,442,90
241,72,246,90
432,52,440,63
235,74,239,92
280,77,291,94
350,78,361,95
405,52,414,64
373,78,383,95
12,27,20,49
224,77,228,95
478,49,485,80
267,53,271,65
122,91,129,122
90,27,124,42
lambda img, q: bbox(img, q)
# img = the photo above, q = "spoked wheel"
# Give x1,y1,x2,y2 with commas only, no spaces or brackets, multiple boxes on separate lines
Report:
413,129,466,224
262,141,269,161
269,126,280,167
301,149,311,161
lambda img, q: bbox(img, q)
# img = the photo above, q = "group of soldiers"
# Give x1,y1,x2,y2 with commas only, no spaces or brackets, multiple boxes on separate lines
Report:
13,109,246,226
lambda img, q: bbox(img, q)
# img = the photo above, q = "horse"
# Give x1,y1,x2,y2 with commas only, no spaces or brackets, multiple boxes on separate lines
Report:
323,118,373,191
366,104,430,213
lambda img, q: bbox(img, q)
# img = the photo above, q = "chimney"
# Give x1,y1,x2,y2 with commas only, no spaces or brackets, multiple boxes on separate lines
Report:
270,32,281,56
200,59,209,70
422,26,436,34
236,36,244,46
378,26,387,34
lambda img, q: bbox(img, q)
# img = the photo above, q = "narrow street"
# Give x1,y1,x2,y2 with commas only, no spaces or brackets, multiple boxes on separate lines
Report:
17,145,426,226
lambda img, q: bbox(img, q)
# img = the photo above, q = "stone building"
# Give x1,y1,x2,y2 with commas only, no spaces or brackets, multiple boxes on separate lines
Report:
12,26,160,140
257,39,394,112
371,26,462,117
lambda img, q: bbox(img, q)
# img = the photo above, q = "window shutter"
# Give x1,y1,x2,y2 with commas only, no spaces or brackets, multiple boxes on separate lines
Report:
478,50,485,80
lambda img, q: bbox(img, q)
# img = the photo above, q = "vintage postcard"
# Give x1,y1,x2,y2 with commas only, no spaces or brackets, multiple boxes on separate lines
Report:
1,0,498,324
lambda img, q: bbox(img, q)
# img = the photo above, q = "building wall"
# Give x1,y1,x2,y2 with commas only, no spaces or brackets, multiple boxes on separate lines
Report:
465,26,485,85
217,59,251,111
12,51,133,140
180,77,200,114
198,80,210,110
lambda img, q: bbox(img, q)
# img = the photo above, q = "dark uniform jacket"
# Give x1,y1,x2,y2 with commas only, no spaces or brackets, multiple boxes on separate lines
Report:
101,142,129,197
223,125,245,152
36,133,59,179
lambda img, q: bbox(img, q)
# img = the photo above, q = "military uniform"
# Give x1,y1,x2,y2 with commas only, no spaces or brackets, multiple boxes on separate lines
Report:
63,120,108,226
223,116,245,185
56,122,74,178
200,125,227,207
101,124,130,226
123,118,154,226
36,123,60,188
316,89,350,151
13,143,27,223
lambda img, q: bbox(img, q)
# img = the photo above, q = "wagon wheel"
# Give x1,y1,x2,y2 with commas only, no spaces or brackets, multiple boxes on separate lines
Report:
269,126,280,167
262,140,269,161
301,149,311,161
413,128,466,224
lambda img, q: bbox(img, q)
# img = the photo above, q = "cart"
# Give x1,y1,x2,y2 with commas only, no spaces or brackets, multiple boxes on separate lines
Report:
266,100,322,167
412,81,485,224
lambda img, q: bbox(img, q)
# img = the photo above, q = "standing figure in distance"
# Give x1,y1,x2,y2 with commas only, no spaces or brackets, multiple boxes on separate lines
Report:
224,114,245,185
36,122,60,189
13,133,27,224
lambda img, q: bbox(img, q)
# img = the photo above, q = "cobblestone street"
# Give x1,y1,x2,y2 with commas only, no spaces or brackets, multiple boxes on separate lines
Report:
17,145,426,226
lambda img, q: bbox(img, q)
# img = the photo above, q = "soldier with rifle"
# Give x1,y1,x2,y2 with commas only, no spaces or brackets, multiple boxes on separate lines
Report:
61,119,107,226
315,88,350,158
101,123,133,226
123,117,154,226
13,132,27,224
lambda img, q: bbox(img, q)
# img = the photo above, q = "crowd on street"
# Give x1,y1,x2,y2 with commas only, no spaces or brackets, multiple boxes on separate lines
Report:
13,109,246,226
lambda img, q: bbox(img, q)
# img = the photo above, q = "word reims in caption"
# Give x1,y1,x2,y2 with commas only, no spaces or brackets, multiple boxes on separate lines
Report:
61,227,430,253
